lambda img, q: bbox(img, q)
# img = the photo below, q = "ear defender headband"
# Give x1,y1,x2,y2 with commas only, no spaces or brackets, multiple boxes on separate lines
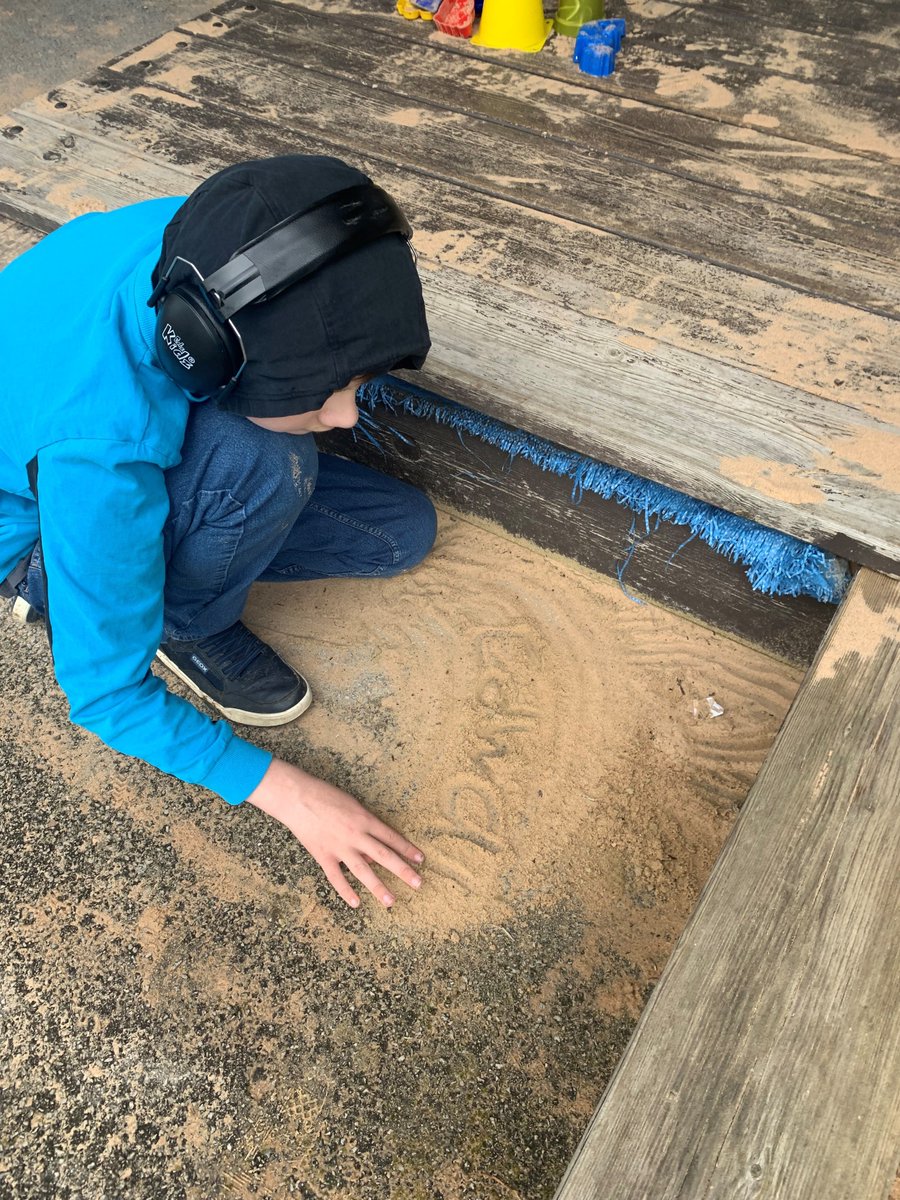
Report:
147,183,413,398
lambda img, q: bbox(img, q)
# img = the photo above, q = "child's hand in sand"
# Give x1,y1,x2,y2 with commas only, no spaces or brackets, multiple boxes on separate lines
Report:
245,757,424,909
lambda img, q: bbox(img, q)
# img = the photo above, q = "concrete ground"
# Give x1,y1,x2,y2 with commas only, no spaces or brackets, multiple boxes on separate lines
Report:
0,1,203,115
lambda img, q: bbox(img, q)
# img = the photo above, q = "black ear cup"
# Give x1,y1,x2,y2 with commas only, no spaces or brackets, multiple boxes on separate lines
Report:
154,287,243,397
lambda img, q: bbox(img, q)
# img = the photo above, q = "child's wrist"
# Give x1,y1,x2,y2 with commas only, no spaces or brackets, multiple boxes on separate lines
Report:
245,757,310,818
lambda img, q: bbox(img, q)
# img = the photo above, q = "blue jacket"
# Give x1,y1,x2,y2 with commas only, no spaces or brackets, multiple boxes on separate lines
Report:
0,198,271,804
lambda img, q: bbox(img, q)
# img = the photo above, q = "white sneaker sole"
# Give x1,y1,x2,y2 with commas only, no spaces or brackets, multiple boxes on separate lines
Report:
11,596,38,624
155,649,313,727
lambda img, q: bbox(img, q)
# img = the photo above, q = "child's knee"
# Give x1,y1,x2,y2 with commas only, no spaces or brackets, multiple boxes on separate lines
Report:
241,423,320,523
390,486,437,575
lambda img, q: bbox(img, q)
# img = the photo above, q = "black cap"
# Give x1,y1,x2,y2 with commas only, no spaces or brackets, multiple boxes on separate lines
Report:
151,155,431,416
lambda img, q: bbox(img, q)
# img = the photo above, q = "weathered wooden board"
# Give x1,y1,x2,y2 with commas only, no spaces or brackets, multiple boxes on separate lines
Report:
630,2,896,96
102,10,900,313
198,0,900,219
615,7,899,158
3,101,897,422
3,78,898,570
0,114,199,234
409,277,900,574
269,0,900,157
556,567,900,1200
418,0,900,97
0,210,40,262
664,0,900,47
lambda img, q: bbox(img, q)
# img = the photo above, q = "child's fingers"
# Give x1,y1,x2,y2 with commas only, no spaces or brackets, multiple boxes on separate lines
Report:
322,860,360,909
363,836,423,892
368,818,425,866
347,857,396,908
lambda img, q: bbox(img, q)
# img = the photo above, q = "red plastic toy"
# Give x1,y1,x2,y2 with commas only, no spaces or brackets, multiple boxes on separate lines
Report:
434,0,475,37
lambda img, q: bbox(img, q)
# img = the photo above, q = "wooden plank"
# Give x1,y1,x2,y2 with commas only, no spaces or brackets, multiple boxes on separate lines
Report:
0,109,200,225
410,274,900,574
618,1,899,158
267,0,900,158
3,86,898,570
96,13,900,314
0,210,41,264
203,0,900,225
3,101,898,422
629,1,897,96
658,0,900,48
556,567,900,1200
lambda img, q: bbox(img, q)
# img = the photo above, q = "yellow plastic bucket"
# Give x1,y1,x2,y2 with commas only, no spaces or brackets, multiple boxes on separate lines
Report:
471,0,553,52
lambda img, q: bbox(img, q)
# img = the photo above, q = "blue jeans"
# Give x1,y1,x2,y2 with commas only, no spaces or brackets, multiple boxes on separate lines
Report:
21,401,437,640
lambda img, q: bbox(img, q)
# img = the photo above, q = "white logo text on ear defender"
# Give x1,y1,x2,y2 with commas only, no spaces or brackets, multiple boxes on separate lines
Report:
162,323,196,371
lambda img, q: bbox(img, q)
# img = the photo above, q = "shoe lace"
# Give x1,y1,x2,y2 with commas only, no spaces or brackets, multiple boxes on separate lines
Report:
200,622,266,678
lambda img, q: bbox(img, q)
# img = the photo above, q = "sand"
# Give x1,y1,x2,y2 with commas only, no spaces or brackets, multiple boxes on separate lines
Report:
243,509,801,941
0,504,804,1198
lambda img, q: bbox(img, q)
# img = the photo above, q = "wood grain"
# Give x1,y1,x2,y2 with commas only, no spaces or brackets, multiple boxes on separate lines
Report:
629,2,896,96
207,0,900,219
99,13,900,314
6,92,897,422
0,211,40,263
3,67,898,568
659,0,900,47
555,567,900,1200
269,0,900,156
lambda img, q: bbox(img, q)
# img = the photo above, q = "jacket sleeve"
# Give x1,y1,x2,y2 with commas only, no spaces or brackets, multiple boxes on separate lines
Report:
31,438,272,804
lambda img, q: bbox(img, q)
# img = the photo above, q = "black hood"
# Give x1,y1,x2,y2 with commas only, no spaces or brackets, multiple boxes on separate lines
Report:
151,155,431,416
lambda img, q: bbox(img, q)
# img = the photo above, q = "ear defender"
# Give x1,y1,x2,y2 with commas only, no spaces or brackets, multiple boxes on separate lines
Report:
151,260,246,398
148,183,413,399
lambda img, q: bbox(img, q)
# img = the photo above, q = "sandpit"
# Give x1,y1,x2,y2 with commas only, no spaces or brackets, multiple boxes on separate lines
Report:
0,505,803,1199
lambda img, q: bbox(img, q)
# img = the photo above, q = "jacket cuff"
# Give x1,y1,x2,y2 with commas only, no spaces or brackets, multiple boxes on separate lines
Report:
202,734,272,806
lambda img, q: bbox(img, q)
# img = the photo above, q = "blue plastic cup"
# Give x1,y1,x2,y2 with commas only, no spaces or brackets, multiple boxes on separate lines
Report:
574,21,617,62
577,16,626,51
604,17,627,47
579,41,616,75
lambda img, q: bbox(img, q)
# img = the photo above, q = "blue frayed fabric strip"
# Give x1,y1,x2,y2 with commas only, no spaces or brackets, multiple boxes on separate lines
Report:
358,379,851,606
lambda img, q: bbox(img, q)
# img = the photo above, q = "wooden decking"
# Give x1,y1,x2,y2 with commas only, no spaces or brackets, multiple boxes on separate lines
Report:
2,1,899,1196
1,0,898,572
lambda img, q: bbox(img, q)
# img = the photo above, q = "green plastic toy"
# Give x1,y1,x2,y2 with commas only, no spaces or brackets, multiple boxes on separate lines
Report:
554,0,605,37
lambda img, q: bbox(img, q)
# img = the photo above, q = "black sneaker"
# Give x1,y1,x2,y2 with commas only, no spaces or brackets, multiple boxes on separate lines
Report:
157,621,312,727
